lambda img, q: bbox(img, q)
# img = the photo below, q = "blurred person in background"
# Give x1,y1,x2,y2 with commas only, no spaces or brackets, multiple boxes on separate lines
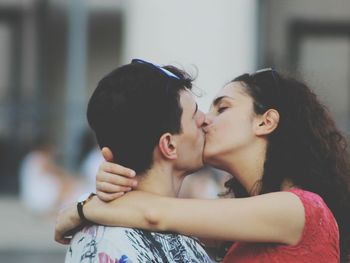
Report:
78,130,103,193
19,136,80,215
56,68,350,262
178,167,225,199
57,60,212,262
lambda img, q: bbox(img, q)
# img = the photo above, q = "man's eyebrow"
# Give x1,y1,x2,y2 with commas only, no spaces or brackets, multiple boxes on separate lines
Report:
192,103,198,117
211,96,234,107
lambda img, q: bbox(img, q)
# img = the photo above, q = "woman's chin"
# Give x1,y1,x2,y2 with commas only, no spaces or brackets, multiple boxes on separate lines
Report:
203,149,217,166
203,150,230,171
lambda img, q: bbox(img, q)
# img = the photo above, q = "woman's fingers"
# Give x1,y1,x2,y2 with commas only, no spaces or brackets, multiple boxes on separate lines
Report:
101,147,114,161
95,152,137,202
97,190,125,202
97,170,137,188
99,161,136,178
96,181,132,193
54,233,71,245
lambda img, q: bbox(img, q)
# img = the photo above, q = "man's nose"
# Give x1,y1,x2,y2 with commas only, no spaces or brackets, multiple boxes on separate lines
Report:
197,110,206,127
201,114,212,130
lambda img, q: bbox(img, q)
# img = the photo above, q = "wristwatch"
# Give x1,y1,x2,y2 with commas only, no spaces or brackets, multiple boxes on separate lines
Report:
77,192,96,224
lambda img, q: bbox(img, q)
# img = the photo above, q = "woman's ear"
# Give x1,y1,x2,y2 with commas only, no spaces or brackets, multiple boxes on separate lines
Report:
254,109,280,136
158,133,177,160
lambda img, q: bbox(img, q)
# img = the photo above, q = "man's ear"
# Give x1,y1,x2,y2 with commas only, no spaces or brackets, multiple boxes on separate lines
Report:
254,109,280,136
158,133,177,160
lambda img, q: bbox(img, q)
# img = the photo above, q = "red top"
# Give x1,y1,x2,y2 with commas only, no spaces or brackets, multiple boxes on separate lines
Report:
222,188,339,263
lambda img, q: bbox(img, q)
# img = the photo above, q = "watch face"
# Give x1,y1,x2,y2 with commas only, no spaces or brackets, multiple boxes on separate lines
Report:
78,193,91,202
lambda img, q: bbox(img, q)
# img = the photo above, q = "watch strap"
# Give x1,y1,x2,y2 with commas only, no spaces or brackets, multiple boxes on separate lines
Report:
77,193,96,224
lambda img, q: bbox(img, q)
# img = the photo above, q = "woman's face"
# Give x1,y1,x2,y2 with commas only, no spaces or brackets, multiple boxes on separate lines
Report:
203,81,259,168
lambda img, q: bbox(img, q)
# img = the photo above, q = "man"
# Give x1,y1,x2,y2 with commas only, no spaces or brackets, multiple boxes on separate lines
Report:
59,59,212,263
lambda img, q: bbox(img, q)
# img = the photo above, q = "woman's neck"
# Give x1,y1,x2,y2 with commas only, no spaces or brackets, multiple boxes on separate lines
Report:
225,142,267,196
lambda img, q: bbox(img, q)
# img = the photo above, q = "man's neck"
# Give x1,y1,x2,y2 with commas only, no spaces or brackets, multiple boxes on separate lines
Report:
134,164,185,197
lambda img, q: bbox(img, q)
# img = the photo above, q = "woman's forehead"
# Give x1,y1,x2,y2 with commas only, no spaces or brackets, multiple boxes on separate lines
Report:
215,82,247,100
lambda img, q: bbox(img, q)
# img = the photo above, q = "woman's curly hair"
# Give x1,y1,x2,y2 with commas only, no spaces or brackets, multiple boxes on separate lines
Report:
224,71,350,261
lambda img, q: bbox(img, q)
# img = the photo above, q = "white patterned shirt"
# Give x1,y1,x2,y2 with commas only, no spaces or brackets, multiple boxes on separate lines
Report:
65,225,213,263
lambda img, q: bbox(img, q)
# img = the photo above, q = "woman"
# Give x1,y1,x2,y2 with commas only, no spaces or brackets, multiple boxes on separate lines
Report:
56,69,350,262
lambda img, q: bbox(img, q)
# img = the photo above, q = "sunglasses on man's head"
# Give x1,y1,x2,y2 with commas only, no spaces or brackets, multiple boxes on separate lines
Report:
131,59,180,80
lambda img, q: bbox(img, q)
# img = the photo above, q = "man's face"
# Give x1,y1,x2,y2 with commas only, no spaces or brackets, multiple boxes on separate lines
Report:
172,90,205,174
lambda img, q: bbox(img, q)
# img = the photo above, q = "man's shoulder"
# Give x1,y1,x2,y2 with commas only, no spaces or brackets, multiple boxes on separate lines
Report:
120,228,201,244
72,225,203,248
66,225,136,263
67,226,212,263
70,225,128,246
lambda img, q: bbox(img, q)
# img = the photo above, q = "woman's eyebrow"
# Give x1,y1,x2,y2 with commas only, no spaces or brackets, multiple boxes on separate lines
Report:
211,96,235,107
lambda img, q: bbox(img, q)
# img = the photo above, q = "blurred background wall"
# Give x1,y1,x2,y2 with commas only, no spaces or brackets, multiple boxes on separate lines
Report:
0,0,349,262
0,0,257,194
260,0,350,140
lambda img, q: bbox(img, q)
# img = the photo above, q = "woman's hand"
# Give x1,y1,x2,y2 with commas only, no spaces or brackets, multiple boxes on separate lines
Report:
96,148,138,202
54,204,82,245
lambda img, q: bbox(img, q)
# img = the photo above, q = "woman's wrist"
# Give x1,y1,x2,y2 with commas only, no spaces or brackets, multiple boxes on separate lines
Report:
84,195,105,223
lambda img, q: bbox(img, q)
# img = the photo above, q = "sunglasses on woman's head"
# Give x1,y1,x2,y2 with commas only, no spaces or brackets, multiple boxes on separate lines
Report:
250,68,279,87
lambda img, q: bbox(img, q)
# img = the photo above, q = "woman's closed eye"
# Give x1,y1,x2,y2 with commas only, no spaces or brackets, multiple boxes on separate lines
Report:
217,107,228,113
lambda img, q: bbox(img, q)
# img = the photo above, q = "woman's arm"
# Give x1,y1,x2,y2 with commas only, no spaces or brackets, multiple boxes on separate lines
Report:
84,190,305,245
86,148,305,245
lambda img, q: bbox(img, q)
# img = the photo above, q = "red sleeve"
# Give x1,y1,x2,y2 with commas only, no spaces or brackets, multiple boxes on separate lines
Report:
286,189,339,258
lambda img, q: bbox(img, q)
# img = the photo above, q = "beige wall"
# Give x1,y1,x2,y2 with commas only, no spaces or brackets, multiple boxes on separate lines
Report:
121,0,258,111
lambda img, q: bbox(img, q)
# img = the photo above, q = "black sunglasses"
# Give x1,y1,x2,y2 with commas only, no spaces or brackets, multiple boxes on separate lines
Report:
250,68,279,89
249,68,283,110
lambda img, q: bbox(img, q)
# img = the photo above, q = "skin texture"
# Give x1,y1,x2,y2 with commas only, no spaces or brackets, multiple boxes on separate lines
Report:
55,82,305,247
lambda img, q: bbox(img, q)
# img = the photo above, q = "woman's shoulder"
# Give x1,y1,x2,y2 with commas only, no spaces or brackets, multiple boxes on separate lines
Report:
285,188,329,212
284,188,336,223
284,188,339,245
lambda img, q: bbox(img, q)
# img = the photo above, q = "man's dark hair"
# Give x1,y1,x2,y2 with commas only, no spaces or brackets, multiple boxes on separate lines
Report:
87,61,194,174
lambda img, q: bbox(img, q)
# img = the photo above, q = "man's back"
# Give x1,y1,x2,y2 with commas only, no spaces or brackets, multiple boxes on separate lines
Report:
65,225,212,263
